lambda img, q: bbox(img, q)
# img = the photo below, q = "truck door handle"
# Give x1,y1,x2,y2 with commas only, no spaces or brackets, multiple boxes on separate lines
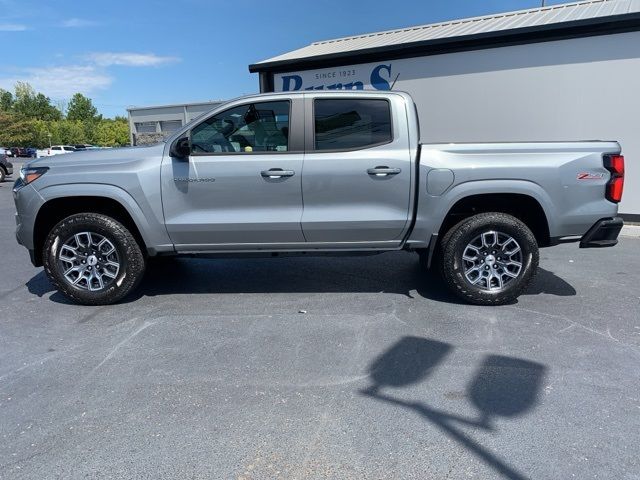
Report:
367,166,401,176
261,168,295,179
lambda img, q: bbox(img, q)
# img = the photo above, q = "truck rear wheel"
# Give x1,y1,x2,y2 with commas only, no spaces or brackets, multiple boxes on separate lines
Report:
43,213,146,305
440,212,539,305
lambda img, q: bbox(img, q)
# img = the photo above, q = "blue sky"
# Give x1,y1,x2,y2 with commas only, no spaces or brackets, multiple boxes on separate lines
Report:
1,0,571,117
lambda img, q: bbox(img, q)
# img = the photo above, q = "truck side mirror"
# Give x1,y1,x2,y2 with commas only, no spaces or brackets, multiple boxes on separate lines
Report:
170,136,190,159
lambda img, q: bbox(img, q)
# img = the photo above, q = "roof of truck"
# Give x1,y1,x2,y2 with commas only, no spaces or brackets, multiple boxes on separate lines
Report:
250,0,640,72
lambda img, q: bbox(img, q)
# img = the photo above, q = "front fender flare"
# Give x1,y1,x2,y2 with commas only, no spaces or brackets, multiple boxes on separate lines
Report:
36,183,173,253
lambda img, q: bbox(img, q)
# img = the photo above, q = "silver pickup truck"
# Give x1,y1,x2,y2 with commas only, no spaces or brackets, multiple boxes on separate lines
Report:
13,91,625,306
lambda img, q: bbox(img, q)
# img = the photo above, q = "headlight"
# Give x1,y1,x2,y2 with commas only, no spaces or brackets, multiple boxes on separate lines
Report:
14,166,48,191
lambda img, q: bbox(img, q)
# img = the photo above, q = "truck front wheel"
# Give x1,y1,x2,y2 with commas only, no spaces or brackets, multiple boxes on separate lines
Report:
43,213,146,305
440,212,539,305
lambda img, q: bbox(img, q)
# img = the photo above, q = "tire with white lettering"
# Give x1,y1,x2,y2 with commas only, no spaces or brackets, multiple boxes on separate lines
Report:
440,212,539,305
43,213,145,305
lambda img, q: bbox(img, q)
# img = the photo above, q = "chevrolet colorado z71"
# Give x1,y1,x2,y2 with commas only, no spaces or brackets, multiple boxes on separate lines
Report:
13,91,624,305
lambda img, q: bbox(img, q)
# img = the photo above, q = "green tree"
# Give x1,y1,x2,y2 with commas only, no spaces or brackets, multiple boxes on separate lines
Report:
94,117,130,146
0,112,37,146
66,93,101,122
0,83,130,148
12,82,62,121
30,119,53,148
0,89,13,111
59,120,86,145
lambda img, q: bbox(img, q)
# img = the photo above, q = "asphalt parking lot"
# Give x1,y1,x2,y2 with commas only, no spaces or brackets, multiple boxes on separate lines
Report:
1,167,639,479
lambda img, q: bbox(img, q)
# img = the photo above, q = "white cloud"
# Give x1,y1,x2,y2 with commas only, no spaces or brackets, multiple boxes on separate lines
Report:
0,50,179,101
0,23,27,31
62,18,97,28
0,66,112,98
86,52,180,67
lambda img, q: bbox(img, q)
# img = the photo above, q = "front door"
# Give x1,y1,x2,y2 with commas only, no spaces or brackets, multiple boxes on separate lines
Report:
301,96,413,244
161,98,305,250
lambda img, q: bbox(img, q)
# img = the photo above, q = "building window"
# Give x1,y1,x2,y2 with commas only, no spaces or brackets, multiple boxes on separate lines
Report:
135,122,157,134
160,120,183,134
314,99,392,151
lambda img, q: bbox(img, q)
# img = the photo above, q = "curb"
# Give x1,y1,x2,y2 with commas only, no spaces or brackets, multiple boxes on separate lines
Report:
621,224,640,237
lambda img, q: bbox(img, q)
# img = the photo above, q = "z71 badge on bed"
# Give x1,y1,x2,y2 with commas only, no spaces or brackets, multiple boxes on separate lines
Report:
577,172,606,180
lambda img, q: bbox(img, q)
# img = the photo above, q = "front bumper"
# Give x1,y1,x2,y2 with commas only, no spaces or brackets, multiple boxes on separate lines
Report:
13,184,43,265
579,217,623,248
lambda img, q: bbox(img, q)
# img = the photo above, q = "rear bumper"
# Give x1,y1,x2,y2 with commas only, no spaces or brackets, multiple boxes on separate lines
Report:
579,217,623,248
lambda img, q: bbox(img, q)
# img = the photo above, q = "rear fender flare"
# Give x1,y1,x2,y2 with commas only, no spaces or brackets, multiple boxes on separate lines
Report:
417,179,558,243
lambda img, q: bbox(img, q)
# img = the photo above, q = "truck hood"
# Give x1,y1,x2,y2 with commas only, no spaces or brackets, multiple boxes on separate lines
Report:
26,143,166,169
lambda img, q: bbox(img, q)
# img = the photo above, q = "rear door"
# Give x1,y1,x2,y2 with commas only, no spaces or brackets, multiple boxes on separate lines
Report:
301,95,413,244
161,96,306,249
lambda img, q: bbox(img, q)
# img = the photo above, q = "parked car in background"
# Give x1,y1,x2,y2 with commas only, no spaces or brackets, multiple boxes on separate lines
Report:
8,147,36,158
74,144,99,151
0,154,13,182
47,145,76,156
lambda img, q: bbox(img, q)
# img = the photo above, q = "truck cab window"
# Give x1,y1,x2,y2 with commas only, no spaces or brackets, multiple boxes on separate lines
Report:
191,101,290,154
314,98,392,151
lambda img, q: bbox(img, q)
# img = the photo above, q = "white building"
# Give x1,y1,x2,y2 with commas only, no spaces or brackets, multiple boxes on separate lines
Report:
127,101,223,146
250,0,640,220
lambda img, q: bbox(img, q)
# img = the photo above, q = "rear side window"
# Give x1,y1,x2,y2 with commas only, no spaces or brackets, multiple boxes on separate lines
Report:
313,99,392,151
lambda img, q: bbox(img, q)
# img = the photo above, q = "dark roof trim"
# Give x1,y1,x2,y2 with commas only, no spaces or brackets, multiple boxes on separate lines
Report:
249,12,640,74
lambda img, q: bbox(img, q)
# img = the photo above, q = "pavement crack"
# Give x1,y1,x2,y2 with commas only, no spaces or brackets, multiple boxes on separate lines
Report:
0,351,59,382
89,320,156,374
507,306,639,350
0,283,26,301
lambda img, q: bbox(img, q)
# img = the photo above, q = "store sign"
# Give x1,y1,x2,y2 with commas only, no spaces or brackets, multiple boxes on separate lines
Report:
275,61,399,92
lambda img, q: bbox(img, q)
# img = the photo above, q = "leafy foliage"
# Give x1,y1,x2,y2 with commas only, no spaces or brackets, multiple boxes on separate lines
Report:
12,82,62,121
93,118,130,146
66,93,101,122
0,89,13,111
0,83,130,148
0,112,35,145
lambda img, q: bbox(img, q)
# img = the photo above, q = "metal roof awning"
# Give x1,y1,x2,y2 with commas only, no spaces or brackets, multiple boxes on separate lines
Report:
250,0,640,73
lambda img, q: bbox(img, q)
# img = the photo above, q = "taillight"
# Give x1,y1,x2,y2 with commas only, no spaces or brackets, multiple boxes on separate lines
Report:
604,154,624,203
